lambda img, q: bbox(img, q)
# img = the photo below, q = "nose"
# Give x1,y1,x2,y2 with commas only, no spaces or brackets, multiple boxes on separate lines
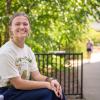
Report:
20,24,25,29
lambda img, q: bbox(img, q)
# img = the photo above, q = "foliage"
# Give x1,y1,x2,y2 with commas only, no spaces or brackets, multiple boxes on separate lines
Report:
0,0,100,53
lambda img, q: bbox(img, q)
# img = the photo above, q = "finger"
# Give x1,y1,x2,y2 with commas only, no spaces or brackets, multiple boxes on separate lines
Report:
53,87,60,97
56,83,60,89
53,88,59,97
59,87,63,99
57,86,63,98
59,86,62,95
56,84,61,92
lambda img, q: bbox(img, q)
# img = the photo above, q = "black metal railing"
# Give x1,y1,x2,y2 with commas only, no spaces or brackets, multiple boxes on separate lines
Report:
35,52,83,99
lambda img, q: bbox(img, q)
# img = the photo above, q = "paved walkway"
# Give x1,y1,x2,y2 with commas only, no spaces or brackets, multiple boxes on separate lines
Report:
83,51,100,100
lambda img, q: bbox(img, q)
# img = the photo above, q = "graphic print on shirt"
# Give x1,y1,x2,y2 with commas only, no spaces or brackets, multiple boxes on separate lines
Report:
15,56,32,79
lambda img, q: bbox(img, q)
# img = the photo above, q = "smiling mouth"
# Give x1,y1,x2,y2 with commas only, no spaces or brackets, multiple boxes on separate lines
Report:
17,30,28,33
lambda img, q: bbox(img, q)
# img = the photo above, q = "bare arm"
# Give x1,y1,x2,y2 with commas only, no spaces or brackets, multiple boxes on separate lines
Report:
9,76,51,90
31,71,63,97
31,70,47,81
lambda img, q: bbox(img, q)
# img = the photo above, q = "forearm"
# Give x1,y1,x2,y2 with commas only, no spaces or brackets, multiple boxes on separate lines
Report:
10,77,50,90
31,71,47,81
31,71,55,82
18,80,49,90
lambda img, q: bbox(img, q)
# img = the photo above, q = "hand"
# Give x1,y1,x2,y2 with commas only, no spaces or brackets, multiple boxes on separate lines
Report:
50,80,63,98
45,82,53,91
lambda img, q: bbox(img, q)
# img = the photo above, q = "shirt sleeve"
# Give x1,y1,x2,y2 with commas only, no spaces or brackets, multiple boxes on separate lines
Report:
0,53,20,80
29,49,38,72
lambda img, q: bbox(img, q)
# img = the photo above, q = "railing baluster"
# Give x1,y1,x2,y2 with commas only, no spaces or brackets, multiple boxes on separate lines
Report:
35,52,83,98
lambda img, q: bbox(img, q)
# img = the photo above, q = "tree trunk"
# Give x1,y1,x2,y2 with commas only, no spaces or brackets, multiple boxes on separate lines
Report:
4,0,12,43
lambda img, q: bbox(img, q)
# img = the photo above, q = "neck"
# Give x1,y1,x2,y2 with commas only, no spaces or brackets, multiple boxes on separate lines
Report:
11,38,25,48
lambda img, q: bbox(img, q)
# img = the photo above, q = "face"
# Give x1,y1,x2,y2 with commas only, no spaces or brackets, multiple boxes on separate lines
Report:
10,16,30,39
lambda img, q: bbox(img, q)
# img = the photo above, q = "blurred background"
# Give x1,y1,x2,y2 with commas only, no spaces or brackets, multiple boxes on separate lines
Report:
0,0,100,58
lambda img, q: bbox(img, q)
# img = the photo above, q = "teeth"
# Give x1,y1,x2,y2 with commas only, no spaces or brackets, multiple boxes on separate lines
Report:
17,31,26,33
16,29,27,33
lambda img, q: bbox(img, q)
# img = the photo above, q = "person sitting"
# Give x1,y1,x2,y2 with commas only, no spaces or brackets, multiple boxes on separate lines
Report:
0,12,66,100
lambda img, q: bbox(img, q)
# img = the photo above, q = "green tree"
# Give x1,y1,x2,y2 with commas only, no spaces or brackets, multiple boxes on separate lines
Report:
0,0,99,52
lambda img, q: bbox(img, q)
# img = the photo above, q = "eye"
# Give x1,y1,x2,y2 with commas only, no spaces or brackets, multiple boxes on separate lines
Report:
23,22,28,26
15,22,20,26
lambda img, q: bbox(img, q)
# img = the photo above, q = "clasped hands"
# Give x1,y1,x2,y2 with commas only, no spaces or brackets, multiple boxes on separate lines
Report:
49,79,63,99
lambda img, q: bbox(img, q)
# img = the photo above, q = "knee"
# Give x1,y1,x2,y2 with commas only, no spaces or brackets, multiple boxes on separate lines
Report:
35,88,54,100
40,88,53,96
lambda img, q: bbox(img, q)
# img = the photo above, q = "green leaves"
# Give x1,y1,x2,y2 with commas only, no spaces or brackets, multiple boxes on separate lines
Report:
0,0,99,51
